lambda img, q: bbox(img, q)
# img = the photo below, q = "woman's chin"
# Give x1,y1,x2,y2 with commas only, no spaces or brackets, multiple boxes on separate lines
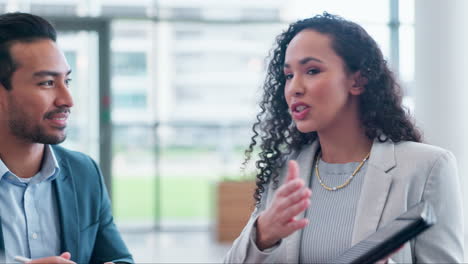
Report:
295,124,317,134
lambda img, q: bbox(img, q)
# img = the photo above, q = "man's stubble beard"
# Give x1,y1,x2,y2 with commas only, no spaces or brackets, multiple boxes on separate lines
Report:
7,100,67,145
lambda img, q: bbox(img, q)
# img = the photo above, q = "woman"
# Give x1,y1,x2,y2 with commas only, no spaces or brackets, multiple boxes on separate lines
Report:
224,13,464,263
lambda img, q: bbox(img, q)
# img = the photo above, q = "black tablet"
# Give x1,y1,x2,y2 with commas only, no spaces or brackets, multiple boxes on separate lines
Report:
331,201,436,264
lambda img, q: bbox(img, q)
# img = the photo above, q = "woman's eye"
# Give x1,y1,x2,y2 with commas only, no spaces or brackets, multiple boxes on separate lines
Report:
307,68,320,75
284,73,293,80
65,78,72,86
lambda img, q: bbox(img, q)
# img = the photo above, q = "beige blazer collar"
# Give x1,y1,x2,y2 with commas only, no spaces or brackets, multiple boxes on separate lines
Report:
351,139,396,244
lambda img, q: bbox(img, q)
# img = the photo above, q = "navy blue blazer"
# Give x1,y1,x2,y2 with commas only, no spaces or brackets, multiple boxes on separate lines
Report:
0,145,133,264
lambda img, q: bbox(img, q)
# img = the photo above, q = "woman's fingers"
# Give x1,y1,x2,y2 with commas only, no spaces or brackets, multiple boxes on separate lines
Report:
255,160,311,249
277,159,306,199
276,187,311,212
286,160,300,181
284,218,309,233
279,197,310,223
276,178,304,198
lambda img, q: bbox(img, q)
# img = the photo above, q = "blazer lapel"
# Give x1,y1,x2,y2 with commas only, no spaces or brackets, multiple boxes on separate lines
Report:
53,155,80,261
351,140,395,245
286,141,319,263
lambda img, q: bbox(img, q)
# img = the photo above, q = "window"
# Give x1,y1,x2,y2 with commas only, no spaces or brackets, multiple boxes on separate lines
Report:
113,52,147,76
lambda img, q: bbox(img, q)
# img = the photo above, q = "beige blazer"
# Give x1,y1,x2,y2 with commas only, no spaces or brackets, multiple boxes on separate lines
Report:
224,139,464,263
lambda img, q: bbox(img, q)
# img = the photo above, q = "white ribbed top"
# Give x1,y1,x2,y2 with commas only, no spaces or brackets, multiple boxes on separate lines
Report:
299,158,369,263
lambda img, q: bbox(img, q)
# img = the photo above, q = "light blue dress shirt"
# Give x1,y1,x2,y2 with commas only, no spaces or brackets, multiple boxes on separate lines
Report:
0,145,61,263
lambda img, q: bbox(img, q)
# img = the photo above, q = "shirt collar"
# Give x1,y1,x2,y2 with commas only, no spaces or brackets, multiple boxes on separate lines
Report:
40,144,60,182
0,145,60,183
0,157,9,182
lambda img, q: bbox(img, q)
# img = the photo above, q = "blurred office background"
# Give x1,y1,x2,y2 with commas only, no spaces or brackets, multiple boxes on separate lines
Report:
2,0,467,262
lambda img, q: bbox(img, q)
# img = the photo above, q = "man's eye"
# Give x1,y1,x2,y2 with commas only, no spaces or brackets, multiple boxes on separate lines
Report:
39,80,54,86
65,78,72,86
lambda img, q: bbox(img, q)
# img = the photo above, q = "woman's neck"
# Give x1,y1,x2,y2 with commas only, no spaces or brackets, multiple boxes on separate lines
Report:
317,123,372,164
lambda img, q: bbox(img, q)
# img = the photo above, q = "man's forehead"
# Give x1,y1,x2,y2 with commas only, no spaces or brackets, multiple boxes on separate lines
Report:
10,39,70,74
33,69,72,77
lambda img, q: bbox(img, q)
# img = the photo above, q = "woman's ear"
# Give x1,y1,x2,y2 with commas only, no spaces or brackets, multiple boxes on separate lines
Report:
350,71,367,95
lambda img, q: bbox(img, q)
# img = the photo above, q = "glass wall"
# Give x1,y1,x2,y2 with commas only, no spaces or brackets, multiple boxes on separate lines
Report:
110,20,157,226
58,31,100,162
156,22,283,228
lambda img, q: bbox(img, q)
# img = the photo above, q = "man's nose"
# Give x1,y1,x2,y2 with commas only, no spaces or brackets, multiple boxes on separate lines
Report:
55,81,74,108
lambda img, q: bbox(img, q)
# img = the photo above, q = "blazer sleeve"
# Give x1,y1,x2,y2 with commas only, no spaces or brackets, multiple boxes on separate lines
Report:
224,180,289,264
88,159,134,264
413,151,464,263
223,209,287,263
224,150,306,263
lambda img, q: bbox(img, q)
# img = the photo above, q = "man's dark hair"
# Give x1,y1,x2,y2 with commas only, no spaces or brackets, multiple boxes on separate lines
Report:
0,12,57,90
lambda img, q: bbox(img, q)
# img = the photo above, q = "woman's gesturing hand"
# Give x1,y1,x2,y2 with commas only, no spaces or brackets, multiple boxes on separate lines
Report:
255,160,312,250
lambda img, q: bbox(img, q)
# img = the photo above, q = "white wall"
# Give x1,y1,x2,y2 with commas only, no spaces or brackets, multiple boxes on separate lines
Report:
414,0,468,253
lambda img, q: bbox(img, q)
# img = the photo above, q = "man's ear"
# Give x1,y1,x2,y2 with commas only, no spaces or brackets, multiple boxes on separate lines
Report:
349,71,367,95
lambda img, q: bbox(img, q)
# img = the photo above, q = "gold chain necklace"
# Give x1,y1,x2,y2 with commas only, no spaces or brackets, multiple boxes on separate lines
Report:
315,151,370,191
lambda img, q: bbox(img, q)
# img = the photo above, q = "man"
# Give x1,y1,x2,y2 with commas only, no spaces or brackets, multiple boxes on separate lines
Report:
0,12,133,263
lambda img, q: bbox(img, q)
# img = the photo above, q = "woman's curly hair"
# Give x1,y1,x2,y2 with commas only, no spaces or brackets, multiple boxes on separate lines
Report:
245,12,421,207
